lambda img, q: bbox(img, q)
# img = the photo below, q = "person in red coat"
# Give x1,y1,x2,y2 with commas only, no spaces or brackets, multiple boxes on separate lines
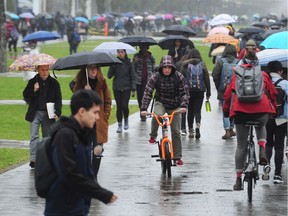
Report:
223,50,277,190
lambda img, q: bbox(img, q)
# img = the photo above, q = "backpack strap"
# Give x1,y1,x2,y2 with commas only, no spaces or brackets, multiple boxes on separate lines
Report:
274,78,284,86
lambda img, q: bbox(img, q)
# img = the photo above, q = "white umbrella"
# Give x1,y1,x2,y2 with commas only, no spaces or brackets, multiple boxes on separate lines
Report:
93,42,137,55
256,49,288,67
209,14,236,26
133,15,143,20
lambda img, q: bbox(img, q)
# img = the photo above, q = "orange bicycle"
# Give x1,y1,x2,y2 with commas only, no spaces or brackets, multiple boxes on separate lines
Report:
150,111,179,177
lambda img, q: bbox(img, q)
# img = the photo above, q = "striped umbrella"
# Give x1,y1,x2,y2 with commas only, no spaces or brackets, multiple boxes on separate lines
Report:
256,49,288,67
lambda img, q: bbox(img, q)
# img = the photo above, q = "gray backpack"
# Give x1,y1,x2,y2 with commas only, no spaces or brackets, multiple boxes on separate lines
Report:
235,64,263,103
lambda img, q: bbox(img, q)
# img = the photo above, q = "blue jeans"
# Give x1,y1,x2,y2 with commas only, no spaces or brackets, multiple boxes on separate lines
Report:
221,100,234,130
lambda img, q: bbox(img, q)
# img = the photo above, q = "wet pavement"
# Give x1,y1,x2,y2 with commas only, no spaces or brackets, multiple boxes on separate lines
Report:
0,83,287,216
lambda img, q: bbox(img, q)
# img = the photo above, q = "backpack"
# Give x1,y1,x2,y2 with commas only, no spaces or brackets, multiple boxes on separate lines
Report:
66,17,75,30
235,64,264,103
274,78,287,117
219,58,238,92
10,26,19,40
73,31,81,44
186,61,204,91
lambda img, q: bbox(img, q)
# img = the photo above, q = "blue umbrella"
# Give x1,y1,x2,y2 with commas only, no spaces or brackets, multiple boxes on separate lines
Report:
5,11,19,20
23,31,60,42
75,17,89,24
260,31,288,49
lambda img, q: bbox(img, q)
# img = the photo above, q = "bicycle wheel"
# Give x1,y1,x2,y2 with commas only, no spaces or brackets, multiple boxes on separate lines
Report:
159,140,166,174
247,172,253,202
165,142,172,177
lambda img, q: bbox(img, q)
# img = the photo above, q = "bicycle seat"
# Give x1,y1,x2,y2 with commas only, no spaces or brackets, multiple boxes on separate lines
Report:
244,120,261,127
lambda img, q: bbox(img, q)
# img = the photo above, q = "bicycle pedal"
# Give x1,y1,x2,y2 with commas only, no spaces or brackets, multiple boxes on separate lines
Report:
151,154,159,158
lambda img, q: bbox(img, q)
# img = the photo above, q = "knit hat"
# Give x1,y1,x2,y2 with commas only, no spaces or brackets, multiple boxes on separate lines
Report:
245,39,256,47
267,61,282,72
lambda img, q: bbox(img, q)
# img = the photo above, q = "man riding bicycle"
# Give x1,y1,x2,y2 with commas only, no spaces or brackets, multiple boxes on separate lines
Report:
140,55,189,166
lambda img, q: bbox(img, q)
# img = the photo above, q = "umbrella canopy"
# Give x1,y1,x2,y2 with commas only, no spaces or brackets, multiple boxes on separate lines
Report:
146,15,156,21
133,15,143,20
9,53,56,71
237,27,265,34
5,11,19,20
23,31,61,42
75,17,89,24
19,12,34,19
158,35,193,50
260,31,288,49
256,49,288,66
163,13,173,20
51,51,122,70
203,34,239,44
251,21,269,28
118,36,158,46
209,14,236,26
208,26,229,36
93,42,137,55
162,24,197,37
259,29,285,40
35,12,53,19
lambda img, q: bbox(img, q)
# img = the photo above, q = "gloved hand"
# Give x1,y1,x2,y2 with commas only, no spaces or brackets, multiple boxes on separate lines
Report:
224,111,230,118
131,91,136,97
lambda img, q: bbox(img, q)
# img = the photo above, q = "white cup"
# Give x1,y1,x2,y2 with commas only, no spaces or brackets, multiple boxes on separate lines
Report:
46,102,55,119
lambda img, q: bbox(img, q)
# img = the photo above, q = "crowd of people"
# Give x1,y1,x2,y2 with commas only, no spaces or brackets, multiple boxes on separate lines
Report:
9,11,286,215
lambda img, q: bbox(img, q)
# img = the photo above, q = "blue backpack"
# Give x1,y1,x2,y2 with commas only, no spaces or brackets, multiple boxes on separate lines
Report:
219,58,238,92
186,61,204,91
73,31,81,44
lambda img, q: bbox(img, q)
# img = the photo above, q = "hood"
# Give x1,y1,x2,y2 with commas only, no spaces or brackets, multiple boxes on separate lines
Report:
222,44,237,58
158,55,176,75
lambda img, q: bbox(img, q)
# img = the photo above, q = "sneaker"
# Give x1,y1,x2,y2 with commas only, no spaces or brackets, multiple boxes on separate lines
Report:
233,177,243,191
176,159,184,166
259,146,268,165
188,128,194,138
262,165,271,181
273,175,284,184
148,137,156,144
29,161,35,168
195,128,200,139
141,116,146,121
181,129,187,136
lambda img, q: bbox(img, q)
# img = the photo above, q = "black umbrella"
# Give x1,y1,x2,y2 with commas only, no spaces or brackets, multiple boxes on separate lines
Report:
162,25,197,37
158,35,193,50
35,12,53,19
237,27,265,34
118,36,158,46
251,21,269,28
259,29,285,40
51,51,122,70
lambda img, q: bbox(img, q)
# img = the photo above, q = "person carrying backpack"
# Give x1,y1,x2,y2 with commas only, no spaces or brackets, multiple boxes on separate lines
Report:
212,44,238,139
265,61,288,184
180,48,211,139
5,20,19,59
67,30,81,55
223,50,277,190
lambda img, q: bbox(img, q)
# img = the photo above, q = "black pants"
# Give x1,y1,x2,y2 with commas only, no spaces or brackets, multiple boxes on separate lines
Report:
187,91,204,129
136,82,147,109
113,90,131,122
266,119,287,176
8,39,17,52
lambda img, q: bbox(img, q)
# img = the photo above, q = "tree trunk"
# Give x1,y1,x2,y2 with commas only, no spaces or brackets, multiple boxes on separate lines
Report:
0,0,7,73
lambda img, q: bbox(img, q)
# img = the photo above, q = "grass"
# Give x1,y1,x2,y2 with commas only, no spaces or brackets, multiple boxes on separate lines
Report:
0,38,213,172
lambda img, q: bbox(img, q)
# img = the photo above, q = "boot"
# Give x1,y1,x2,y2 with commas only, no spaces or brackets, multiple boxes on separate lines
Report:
124,118,129,130
233,177,243,191
222,129,231,139
188,128,194,138
195,123,201,139
229,128,236,137
116,122,122,133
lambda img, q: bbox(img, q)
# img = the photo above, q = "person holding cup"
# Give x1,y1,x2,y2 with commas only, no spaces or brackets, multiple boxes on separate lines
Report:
23,64,62,168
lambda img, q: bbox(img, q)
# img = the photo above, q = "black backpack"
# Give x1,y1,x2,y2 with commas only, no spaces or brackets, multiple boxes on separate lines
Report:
274,78,287,117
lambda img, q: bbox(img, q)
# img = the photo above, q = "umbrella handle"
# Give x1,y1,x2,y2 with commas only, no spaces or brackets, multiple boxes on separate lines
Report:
86,67,89,85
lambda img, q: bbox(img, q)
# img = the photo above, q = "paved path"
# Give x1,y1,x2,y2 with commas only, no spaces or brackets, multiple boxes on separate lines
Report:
0,83,287,215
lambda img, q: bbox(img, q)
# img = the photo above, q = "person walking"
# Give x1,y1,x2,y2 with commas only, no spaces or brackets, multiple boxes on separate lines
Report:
212,44,238,139
133,44,156,121
168,39,186,64
23,65,62,168
140,55,189,165
223,50,277,190
72,64,112,178
108,49,136,133
5,20,19,60
265,61,288,184
179,48,211,139
44,89,117,216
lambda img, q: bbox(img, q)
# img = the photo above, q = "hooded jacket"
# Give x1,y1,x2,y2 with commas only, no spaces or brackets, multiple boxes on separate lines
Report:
44,116,113,216
141,55,189,111
133,50,155,84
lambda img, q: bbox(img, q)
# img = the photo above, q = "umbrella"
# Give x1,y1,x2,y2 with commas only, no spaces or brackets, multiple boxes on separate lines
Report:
203,34,239,44
93,42,137,55
209,14,235,26
237,27,265,34
133,15,143,20
35,12,53,19
5,11,19,20
9,53,57,71
146,15,156,21
75,17,89,24
251,21,269,28
256,49,288,66
51,51,122,70
259,29,285,40
260,31,288,49
118,36,158,46
163,13,173,20
158,35,193,50
23,31,61,42
208,26,229,36
91,15,100,21
162,24,197,37
19,12,34,19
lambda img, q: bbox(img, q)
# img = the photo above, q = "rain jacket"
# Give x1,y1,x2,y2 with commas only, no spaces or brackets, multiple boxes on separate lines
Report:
108,57,136,91
141,55,189,111
223,65,277,118
23,74,62,122
133,50,155,84
44,116,113,216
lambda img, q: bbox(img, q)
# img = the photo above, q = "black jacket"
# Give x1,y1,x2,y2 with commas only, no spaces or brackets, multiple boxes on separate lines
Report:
44,116,113,215
23,74,62,122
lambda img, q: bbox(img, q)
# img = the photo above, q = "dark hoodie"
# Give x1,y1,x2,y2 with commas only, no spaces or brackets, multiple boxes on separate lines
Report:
44,116,113,216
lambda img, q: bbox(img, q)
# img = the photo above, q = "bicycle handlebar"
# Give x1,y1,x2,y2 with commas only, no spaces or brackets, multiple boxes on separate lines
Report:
150,110,180,127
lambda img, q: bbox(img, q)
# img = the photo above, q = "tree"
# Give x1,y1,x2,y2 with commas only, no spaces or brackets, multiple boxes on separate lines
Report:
0,0,7,73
